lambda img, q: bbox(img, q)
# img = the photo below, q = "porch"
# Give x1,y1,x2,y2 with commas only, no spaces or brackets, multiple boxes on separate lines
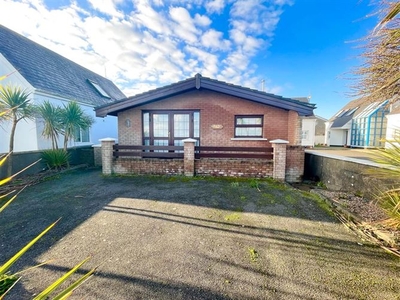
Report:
98,138,305,182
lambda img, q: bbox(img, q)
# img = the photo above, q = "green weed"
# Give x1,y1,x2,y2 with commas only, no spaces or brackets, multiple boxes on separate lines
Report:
248,247,259,262
224,212,241,221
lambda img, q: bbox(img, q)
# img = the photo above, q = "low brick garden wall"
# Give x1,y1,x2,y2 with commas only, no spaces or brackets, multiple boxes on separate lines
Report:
195,158,273,177
114,158,184,175
100,138,305,182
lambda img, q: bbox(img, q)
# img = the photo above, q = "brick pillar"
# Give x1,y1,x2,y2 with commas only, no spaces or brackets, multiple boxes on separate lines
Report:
100,138,116,175
183,138,196,177
270,139,289,181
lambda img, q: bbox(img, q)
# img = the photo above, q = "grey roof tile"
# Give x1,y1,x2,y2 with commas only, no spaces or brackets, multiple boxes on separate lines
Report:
0,25,125,106
96,74,316,117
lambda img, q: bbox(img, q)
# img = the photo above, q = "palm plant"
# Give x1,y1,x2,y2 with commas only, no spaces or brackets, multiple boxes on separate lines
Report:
0,85,34,153
37,101,62,150
351,1,400,105
60,101,94,151
0,85,34,176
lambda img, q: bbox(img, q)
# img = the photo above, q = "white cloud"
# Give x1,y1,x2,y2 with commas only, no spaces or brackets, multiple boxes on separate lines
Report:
0,0,290,96
205,0,225,14
169,7,199,44
230,0,263,20
185,46,219,77
131,0,170,35
87,0,124,18
201,29,230,51
194,13,211,27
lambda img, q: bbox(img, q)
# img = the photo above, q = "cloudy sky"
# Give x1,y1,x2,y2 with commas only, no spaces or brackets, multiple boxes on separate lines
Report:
0,0,378,118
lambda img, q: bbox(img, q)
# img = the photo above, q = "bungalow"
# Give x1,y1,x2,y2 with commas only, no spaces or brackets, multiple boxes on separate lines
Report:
0,25,125,154
95,74,316,181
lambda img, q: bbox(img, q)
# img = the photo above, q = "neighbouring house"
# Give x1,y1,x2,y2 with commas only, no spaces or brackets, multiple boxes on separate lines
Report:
313,115,327,145
0,25,125,154
300,115,327,147
325,98,395,148
292,97,326,146
95,74,316,181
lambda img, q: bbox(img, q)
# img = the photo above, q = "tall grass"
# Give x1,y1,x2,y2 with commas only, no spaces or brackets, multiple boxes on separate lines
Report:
371,137,400,229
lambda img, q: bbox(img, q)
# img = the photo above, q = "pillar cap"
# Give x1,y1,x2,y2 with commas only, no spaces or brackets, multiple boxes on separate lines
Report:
270,139,289,144
182,138,197,143
99,138,117,142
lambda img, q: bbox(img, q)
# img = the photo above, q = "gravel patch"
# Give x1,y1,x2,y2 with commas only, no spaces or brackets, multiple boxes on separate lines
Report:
316,190,388,223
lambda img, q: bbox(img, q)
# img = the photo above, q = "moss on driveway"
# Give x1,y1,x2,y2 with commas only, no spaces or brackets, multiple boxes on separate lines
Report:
1,169,399,299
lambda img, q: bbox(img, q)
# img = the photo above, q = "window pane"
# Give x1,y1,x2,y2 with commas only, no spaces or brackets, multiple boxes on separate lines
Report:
194,112,200,138
154,139,168,152
143,113,150,137
82,128,90,142
74,127,81,142
174,140,183,146
174,114,189,137
236,117,262,125
235,127,262,137
153,114,169,137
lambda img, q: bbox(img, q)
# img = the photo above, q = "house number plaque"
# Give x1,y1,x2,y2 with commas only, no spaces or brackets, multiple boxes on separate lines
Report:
211,124,224,130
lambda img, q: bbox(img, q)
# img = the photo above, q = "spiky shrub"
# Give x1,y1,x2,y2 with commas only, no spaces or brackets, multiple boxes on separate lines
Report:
371,137,400,229
378,190,400,229
41,149,70,170
0,153,95,298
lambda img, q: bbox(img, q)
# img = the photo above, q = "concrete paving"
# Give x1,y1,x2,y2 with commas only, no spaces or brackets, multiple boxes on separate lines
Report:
306,147,383,166
2,169,399,300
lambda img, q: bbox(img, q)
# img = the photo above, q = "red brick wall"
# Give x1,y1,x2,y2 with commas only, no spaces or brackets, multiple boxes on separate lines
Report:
287,110,301,145
195,158,273,178
112,157,273,178
118,90,298,147
286,146,305,182
114,158,184,175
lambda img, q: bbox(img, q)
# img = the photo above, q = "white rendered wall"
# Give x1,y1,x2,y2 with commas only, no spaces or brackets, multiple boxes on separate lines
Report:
329,129,347,146
301,118,316,146
0,56,37,153
91,114,118,144
386,114,400,148
324,122,332,145
314,135,325,145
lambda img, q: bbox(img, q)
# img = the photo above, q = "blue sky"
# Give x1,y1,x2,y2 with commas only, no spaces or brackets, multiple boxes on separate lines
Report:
0,0,378,119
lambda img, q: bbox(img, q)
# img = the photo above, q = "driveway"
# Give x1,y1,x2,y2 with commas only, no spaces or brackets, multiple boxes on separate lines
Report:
1,169,399,299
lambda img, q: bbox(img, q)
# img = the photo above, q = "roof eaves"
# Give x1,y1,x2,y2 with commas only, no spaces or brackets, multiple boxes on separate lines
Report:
200,77,315,115
95,74,316,117
95,77,197,117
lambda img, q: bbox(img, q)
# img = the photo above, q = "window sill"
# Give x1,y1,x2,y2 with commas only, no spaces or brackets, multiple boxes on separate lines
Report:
231,138,268,141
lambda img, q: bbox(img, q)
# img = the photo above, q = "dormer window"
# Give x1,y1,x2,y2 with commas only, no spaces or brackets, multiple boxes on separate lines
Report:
88,79,110,98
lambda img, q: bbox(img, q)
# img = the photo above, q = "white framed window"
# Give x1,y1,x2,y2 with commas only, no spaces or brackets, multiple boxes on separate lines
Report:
234,115,263,137
74,127,90,143
301,130,309,140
